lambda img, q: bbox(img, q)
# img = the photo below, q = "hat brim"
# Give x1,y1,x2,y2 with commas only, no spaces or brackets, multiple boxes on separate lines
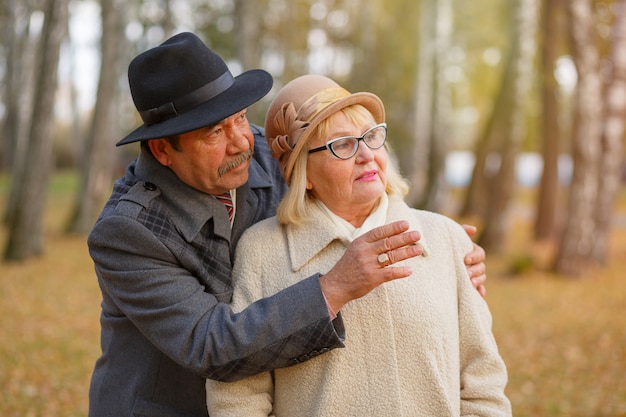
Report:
116,69,272,146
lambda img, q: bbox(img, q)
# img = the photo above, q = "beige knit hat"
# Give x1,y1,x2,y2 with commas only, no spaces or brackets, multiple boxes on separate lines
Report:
264,74,385,185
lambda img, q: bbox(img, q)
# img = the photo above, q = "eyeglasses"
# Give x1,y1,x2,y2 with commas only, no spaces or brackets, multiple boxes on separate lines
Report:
308,123,387,160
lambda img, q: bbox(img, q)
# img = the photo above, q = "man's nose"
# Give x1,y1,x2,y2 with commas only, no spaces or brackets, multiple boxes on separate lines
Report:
224,125,250,152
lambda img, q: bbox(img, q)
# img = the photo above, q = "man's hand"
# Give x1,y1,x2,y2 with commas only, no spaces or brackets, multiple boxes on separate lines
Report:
462,224,487,297
320,221,423,314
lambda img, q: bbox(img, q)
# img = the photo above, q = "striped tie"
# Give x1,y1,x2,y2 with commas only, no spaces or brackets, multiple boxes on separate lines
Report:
215,192,234,222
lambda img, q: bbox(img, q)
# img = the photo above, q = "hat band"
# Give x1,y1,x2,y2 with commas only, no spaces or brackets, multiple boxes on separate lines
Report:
139,71,235,126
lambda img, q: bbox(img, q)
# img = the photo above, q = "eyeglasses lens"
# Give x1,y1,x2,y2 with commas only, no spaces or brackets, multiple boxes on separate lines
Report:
330,125,387,159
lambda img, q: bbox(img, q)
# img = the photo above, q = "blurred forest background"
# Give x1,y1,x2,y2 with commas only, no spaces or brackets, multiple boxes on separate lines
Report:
1,0,626,416
1,0,626,275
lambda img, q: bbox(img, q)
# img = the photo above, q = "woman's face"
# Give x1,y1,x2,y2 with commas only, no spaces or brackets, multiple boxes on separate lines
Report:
306,111,388,226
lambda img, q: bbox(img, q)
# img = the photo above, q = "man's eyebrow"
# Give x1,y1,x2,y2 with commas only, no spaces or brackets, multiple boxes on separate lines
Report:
206,111,245,132
202,124,218,133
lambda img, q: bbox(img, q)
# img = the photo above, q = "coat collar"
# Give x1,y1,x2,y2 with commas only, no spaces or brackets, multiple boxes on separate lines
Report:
286,201,347,271
285,196,428,271
134,148,273,243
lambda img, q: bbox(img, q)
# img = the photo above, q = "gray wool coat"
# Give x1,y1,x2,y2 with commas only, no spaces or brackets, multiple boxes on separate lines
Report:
87,126,345,417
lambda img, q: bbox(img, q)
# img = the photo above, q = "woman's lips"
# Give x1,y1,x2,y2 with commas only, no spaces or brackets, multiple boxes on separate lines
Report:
357,170,378,181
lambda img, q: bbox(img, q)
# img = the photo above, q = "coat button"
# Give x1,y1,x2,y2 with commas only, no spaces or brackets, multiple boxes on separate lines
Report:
143,182,157,191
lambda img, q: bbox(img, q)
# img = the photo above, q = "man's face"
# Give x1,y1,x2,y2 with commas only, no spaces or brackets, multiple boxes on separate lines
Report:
151,109,254,195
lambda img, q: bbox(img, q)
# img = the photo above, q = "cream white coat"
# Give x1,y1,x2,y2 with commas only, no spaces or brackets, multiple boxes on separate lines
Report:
207,196,511,417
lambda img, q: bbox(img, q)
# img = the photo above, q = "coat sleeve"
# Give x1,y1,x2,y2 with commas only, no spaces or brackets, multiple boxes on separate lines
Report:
443,220,512,416
206,230,274,417
89,213,344,383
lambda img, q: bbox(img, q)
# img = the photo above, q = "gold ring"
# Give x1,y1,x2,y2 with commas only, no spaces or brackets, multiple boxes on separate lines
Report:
377,252,391,267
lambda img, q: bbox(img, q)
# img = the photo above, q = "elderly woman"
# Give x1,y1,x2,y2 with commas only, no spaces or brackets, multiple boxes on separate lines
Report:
206,75,511,416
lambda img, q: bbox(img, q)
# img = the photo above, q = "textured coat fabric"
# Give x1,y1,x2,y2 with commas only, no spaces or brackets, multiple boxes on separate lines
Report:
206,196,512,417
87,126,346,417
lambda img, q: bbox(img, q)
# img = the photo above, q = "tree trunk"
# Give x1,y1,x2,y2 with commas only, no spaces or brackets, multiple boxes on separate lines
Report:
234,0,263,122
161,0,175,38
278,1,309,86
591,0,626,265
235,0,261,70
553,0,603,276
406,0,435,208
65,0,127,235
4,0,69,261
478,0,538,252
460,38,517,219
421,0,453,212
2,0,37,224
1,0,25,171
406,0,452,212
534,0,562,240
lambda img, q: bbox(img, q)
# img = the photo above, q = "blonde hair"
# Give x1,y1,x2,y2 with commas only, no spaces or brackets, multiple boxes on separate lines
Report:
276,104,409,225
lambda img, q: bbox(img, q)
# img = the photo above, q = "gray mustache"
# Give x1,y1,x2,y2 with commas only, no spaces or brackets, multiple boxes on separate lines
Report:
218,148,254,178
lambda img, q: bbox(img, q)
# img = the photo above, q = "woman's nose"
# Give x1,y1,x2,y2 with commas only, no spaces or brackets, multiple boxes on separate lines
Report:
354,140,375,162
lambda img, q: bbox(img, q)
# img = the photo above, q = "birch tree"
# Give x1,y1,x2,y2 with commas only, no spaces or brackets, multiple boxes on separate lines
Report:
406,0,452,212
591,0,626,265
233,0,265,122
234,0,262,70
460,4,517,220
4,0,69,261
475,0,539,252
1,1,32,171
553,0,603,275
2,0,37,221
65,0,128,234
534,0,563,240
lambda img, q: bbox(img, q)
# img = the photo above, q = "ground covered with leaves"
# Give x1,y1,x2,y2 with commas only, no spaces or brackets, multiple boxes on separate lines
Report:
489,250,626,416
1,177,625,416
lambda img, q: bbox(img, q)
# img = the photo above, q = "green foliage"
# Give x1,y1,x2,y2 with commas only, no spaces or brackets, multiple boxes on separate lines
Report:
48,171,80,193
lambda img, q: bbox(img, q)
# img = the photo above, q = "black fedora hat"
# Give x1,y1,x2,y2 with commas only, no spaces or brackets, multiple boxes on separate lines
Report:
117,32,273,146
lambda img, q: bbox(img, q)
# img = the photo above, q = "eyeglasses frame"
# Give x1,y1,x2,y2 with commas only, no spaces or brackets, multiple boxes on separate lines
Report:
308,123,388,160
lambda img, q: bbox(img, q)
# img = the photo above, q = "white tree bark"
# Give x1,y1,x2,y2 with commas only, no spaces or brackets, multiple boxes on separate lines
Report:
592,0,626,264
479,0,539,251
66,0,128,234
554,0,603,275
407,0,452,211
4,0,69,260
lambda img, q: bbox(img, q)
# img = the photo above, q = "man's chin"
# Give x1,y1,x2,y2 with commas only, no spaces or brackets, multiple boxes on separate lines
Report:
223,165,250,188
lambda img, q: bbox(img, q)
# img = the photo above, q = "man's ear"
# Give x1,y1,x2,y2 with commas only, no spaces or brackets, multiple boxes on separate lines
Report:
148,139,171,166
